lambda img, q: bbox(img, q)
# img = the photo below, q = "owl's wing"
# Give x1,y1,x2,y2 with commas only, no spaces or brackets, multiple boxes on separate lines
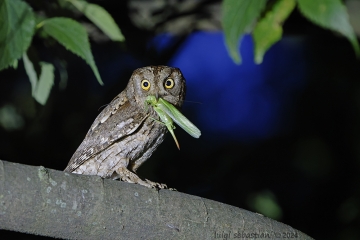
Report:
64,92,148,172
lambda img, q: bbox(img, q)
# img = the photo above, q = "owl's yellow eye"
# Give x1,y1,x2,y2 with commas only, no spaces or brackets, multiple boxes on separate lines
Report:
141,80,151,90
165,78,174,89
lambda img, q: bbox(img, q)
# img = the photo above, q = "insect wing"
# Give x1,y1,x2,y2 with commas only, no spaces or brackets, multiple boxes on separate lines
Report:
158,98,201,138
153,106,180,149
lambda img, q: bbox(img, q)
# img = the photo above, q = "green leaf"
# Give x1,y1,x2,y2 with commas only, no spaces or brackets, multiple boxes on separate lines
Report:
34,62,54,105
0,0,35,70
23,53,54,105
41,17,103,85
222,0,267,64
22,53,37,94
69,0,124,42
11,59,18,69
253,0,296,64
298,0,360,57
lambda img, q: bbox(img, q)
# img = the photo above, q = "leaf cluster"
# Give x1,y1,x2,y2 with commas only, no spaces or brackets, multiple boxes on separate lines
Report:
1,0,359,105
0,0,124,105
222,0,360,64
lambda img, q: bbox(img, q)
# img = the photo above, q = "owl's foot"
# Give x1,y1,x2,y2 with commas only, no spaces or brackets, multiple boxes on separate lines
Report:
115,167,172,189
145,179,168,189
115,167,153,188
145,179,177,191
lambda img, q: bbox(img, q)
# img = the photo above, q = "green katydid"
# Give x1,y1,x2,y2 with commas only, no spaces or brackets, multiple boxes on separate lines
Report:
145,95,201,149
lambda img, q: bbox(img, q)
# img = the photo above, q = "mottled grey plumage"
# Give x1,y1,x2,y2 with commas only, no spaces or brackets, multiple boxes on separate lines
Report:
64,66,186,188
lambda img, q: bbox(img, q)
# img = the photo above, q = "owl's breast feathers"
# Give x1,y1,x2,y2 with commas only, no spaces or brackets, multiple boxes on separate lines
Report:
64,91,153,173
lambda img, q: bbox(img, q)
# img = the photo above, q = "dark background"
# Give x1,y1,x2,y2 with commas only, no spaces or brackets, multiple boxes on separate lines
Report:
1,0,360,239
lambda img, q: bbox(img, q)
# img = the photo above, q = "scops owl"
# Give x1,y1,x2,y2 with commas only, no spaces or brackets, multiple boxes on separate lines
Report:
64,66,186,188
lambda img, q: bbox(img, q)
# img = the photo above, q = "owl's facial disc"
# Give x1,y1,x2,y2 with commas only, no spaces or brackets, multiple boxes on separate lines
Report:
127,66,186,109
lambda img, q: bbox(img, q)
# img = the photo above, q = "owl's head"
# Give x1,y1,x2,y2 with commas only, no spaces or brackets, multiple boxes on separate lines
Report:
126,66,186,109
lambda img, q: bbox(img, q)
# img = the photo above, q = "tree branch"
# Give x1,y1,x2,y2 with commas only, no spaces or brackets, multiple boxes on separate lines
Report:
0,160,313,239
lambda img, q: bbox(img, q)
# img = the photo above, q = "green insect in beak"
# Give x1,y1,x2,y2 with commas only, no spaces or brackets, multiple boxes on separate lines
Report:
145,95,201,149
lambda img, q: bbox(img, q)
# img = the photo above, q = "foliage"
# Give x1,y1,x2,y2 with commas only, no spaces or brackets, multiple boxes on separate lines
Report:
0,0,35,70
1,0,359,104
253,0,296,64
40,17,103,85
222,0,267,64
23,53,54,105
222,0,360,64
0,0,124,105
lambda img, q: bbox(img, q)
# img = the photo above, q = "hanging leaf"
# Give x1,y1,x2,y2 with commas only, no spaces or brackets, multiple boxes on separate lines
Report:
0,0,35,70
222,0,267,64
40,17,103,85
22,53,37,94
298,0,360,57
34,62,55,105
23,53,54,105
253,0,296,63
69,0,124,42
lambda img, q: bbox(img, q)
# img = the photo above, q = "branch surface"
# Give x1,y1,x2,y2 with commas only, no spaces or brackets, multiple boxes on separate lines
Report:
0,160,313,239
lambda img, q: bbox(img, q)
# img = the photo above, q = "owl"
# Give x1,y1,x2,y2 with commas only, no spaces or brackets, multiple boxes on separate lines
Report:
64,66,186,188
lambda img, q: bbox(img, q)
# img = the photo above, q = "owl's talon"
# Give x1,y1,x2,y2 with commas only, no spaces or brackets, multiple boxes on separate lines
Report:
115,167,155,188
121,177,135,184
144,179,172,190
